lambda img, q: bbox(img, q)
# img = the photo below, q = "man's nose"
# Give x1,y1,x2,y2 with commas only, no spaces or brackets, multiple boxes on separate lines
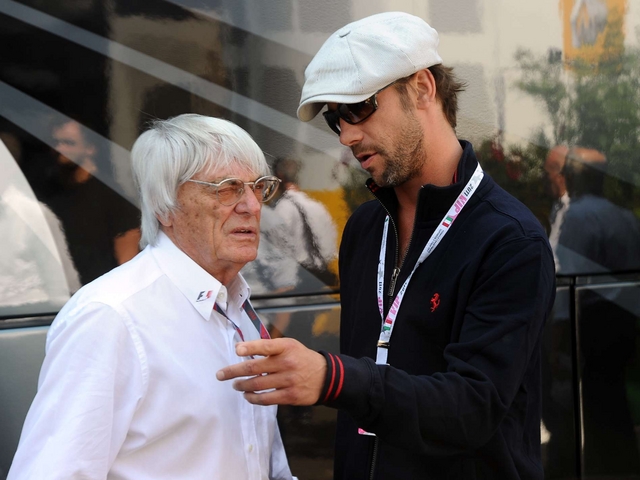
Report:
339,120,364,147
236,186,262,215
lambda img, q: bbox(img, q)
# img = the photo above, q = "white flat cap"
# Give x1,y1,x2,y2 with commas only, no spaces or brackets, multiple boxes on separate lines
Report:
297,11,443,122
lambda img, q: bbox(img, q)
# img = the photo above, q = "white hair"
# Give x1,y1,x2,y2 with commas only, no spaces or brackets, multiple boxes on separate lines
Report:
131,114,269,248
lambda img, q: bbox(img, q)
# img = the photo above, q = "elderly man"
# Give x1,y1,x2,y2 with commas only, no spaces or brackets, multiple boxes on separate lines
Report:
218,12,555,480
8,114,294,480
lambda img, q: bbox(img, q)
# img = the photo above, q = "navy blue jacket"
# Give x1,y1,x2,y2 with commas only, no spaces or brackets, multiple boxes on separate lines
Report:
318,142,555,479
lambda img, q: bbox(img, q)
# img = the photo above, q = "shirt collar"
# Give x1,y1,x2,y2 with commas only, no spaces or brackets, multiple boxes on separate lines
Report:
149,231,251,321
226,273,252,311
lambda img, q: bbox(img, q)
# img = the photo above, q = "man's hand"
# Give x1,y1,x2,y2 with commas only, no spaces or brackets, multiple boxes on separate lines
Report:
216,338,327,406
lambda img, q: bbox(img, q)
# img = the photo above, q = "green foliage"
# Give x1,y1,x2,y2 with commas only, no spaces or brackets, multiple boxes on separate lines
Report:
334,23,640,219
476,132,553,230
513,28,640,212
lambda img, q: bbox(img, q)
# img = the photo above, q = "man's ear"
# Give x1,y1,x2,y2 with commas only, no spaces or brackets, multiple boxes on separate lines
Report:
413,69,437,110
157,212,173,228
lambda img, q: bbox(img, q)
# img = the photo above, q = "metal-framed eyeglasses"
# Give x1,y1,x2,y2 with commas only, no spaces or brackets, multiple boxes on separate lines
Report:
187,175,281,206
322,79,400,135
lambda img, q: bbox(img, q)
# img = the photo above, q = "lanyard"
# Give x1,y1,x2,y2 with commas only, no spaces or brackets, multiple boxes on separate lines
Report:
375,163,484,365
213,300,271,343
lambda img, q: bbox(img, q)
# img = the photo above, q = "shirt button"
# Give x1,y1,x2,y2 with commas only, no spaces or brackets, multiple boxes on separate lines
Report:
247,444,253,453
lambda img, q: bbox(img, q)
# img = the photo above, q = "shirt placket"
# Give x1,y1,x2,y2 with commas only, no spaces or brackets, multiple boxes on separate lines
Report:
214,292,264,479
240,393,261,478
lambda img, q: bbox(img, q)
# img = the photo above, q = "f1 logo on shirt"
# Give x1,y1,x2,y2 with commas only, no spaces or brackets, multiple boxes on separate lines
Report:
196,290,212,302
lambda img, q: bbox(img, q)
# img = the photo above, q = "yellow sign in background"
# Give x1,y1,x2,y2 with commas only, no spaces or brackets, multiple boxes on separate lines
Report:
561,0,626,65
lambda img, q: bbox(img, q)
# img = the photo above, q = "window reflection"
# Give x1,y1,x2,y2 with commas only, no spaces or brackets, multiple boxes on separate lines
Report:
43,119,141,285
0,134,77,317
541,286,577,478
241,156,339,297
577,281,640,477
257,304,338,480
554,147,640,275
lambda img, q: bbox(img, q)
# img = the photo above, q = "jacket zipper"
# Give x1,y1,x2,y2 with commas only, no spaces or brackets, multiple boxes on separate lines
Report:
369,436,379,480
388,229,414,297
379,203,416,300
376,202,405,299
368,188,419,480
388,267,401,297
371,200,392,480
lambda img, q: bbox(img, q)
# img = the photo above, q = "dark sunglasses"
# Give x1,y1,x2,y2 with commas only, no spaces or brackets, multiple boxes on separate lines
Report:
322,79,400,135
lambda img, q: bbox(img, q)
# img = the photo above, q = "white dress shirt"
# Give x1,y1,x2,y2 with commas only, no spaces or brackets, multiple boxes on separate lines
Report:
8,232,294,480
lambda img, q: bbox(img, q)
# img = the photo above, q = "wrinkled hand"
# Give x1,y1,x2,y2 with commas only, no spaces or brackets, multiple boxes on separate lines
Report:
216,338,327,406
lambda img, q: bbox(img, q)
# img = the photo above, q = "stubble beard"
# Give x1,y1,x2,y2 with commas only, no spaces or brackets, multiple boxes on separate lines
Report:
372,113,427,188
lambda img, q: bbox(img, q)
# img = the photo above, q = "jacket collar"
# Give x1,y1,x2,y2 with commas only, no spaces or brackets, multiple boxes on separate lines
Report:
366,140,480,223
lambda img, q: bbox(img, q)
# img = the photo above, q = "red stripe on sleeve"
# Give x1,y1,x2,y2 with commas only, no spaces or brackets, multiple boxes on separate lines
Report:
332,355,345,400
322,353,337,404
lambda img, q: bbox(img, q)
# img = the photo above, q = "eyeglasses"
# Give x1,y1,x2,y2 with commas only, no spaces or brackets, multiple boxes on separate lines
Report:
187,175,281,206
322,79,400,135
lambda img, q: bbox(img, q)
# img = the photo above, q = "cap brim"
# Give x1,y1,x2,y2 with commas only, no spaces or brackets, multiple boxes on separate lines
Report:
297,92,378,122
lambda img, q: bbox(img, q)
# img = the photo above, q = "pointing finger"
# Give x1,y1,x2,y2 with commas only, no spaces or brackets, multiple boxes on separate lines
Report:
234,338,288,357
216,356,271,381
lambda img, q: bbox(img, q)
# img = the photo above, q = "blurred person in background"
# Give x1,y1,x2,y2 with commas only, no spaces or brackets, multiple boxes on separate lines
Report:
557,147,640,274
45,118,140,284
0,131,80,312
544,145,570,271
265,157,338,287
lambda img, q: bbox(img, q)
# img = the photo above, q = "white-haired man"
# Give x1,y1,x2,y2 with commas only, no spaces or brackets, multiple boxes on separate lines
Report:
8,114,295,480
218,12,555,480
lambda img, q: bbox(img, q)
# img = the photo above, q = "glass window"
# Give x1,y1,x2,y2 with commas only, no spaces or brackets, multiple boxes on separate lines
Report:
576,277,640,478
541,284,578,478
0,138,76,318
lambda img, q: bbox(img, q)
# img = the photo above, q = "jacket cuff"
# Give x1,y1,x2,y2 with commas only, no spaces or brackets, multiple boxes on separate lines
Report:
316,351,344,404
315,351,380,421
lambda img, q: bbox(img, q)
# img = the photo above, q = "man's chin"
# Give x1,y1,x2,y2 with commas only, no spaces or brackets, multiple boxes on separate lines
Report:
230,248,259,265
370,173,391,188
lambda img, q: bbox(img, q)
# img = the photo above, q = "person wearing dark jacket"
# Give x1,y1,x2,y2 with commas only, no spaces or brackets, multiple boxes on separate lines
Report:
217,11,556,479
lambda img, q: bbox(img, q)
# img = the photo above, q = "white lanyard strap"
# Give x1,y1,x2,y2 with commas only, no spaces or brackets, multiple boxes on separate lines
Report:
376,163,484,364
